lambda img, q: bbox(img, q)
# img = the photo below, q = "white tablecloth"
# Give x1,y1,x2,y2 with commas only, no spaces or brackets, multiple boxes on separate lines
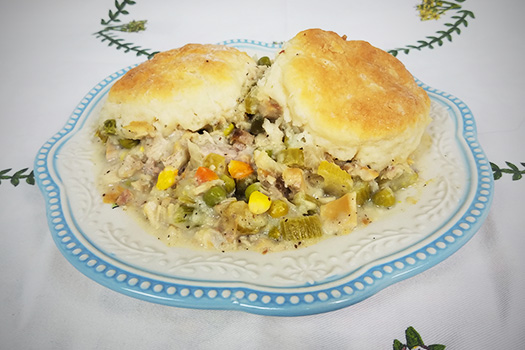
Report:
1,1,524,348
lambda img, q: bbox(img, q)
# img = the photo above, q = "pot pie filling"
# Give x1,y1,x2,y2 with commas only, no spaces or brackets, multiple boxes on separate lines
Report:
95,31,430,254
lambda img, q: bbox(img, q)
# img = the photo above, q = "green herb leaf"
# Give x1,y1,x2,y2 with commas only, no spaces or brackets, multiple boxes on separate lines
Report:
506,161,519,172
393,339,405,350
25,171,35,185
100,0,137,26
490,162,502,180
405,326,425,348
0,167,35,187
94,30,159,59
428,344,446,350
491,161,525,181
0,168,12,177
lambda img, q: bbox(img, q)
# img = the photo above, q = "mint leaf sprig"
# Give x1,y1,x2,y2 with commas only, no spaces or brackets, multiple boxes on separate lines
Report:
491,161,525,181
0,168,35,186
393,327,446,350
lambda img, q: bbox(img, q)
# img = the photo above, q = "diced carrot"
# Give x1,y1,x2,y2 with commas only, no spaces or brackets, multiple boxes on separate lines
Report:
195,166,219,184
227,160,253,179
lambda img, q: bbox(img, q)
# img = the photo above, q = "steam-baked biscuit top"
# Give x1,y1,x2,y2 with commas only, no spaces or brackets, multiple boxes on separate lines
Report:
257,29,431,170
100,44,258,135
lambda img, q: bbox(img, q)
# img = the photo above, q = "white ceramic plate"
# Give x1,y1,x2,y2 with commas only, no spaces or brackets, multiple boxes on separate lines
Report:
35,40,493,316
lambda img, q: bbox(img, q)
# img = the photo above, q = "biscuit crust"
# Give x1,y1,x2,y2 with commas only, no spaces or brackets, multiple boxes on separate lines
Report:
101,44,258,134
257,29,431,170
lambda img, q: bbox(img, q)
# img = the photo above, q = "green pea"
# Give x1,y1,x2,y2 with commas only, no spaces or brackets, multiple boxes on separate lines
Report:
203,186,227,207
244,182,261,200
220,174,236,194
257,56,272,66
249,116,265,135
118,138,140,149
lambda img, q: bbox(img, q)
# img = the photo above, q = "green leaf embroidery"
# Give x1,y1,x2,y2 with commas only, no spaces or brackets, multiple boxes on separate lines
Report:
95,0,158,60
94,30,159,59
389,1,475,56
393,327,446,349
428,345,447,350
491,161,525,181
0,168,35,187
393,339,405,350
100,0,137,25
405,326,425,348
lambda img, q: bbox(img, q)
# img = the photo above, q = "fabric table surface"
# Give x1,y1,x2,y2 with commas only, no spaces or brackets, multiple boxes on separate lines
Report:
1,1,523,348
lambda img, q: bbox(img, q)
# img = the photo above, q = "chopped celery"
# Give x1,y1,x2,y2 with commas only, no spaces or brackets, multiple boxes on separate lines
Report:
118,138,140,149
353,179,371,206
173,205,194,223
380,168,418,191
268,226,281,240
95,129,108,143
203,153,226,174
317,161,353,196
277,148,304,167
372,187,396,207
102,119,117,135
280,215,323,241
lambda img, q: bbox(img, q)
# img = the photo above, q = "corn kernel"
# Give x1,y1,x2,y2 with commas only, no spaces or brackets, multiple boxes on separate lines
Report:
223,123,235,136
156,166,178,190
228,160,253,179
248,191,272,215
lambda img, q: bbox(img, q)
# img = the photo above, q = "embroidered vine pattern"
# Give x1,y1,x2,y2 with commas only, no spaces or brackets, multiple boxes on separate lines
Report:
93,0,159,59
389,0,475,56
93,0,475,59
491,161,525,181
0,168,35,186
393,326,446,350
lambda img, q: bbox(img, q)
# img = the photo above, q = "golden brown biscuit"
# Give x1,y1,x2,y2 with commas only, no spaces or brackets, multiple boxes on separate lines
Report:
256,29,431,171
99,44,259,136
